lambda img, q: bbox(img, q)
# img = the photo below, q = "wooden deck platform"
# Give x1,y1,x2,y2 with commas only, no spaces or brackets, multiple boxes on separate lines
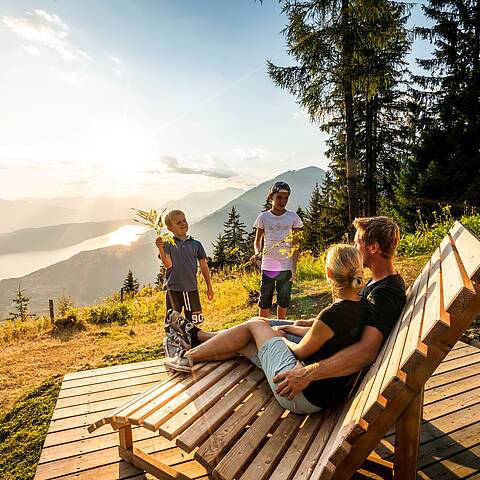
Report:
35,341,480,480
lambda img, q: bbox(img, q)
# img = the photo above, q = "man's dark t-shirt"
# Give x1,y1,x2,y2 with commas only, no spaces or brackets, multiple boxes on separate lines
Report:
302,297,370,408
360,273,406,340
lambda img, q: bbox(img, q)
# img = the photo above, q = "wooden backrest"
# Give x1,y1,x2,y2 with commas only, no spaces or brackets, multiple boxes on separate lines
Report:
309,222,480,480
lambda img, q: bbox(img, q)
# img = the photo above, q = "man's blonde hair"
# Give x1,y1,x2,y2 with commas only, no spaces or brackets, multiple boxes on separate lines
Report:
162,209,186,229
353,216,400,259
325,244,364,295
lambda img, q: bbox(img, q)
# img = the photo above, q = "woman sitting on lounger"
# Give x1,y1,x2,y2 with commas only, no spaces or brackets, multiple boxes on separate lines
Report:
165,244,370,414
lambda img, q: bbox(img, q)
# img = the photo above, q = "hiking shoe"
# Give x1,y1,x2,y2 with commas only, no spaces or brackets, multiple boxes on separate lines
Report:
165,309,193,348
164,349,193,373
163,335,181,358
164,325,191,350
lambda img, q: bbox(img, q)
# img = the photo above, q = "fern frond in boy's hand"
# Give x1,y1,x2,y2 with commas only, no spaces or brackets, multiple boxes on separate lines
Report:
131,207,175,244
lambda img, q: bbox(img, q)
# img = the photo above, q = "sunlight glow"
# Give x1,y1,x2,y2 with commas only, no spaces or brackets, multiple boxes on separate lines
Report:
107,225,148,246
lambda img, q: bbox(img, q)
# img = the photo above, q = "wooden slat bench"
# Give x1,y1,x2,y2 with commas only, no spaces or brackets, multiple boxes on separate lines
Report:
89,221,480,480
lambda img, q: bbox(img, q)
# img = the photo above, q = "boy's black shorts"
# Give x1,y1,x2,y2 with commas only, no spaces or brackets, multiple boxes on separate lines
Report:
166,290,204,324
259,270,292,309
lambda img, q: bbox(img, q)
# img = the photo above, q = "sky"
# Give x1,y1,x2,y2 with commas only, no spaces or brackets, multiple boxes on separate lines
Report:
0,0,432,203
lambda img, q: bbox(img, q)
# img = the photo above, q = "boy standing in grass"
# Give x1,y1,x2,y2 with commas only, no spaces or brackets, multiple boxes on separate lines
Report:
156,209,213,355
250,181,303,319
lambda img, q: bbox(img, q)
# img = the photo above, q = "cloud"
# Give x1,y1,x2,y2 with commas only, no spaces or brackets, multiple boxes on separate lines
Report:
2,9,91,62
147,155,237,179
111,55,126,77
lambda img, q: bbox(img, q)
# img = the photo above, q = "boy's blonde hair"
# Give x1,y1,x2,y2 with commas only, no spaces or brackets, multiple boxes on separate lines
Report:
353,216,400,259
162,209,186,229
325,244,364,295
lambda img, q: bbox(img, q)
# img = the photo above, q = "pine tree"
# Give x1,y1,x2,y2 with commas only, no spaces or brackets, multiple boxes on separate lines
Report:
8,284,34,322
222,207,248,265
394,0,480,228
303,183,324,255
123,270,140,295
244,228,257,262
212,234,228,268
154,268,166,290
296,206,305,221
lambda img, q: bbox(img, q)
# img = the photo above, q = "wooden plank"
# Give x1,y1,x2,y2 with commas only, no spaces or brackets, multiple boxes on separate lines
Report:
239,413,305,480
195,383,272,471
450,221,480,282
432,351,480,375
143,359,241,431
112,366,219,425
424,371,480,406
399,259,431,377
212,397,286,480
63,358,166,381
61,364,169,390
176,368,265,452
393,388,423,479
439,233,476,317
440,344,479,362
160,361,254,439
426,360,480,390
119,446,191,480
291,409,342,480
270,413,325,480
420,248,451,348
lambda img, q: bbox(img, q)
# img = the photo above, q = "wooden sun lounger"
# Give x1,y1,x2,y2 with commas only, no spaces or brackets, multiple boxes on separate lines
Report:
89,221,480,479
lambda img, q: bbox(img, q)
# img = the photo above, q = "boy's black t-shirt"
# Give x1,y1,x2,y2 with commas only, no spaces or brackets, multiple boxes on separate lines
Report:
303,297,370,408
360,274,406,340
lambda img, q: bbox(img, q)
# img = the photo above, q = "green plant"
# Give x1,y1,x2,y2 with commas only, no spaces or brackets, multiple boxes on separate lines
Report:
52,308,87,333
85,303,132,325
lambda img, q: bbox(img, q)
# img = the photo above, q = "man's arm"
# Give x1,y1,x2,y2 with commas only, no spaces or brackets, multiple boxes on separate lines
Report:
273,326,384,399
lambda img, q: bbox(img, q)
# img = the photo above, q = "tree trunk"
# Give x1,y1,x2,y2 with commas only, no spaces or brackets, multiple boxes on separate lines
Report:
365,97,377,216
342,0,359,224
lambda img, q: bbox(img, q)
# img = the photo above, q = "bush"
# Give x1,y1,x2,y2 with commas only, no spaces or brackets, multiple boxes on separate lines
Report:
52,308,86,333
85,303,132,325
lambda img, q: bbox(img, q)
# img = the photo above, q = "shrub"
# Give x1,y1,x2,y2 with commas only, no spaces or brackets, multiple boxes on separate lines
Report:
86,303,132,325
52,308,87,333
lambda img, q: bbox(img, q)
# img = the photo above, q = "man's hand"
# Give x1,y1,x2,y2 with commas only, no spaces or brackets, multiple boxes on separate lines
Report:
273,361,310,400
207,287,214,301
271,326,287,338
293,319,312,327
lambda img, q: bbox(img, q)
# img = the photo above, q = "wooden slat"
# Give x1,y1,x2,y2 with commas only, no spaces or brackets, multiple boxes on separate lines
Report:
159,361,255,439
240,413,305,480
112,365,218,424
270,413,325,480
212,397,285,480
142,359,241,431
176,367,265,452
195,382,272,471
420,248,451,347
291,409,342,480
439,233,476,316
450,221,480,282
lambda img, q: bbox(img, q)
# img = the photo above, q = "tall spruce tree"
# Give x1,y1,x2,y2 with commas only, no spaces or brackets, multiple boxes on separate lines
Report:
212,234,228,268
303,183,324,255
8,284,34,322
222,207,248,264
123,270,140,295
395,0,480,227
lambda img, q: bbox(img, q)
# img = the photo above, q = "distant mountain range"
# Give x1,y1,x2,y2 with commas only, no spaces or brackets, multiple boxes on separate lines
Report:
0,187,245,234
0,167,324,319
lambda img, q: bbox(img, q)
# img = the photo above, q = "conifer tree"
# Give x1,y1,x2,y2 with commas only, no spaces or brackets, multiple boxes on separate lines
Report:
212,234,228,268
8,284,34,322
123,270,140,295
296,206,305,221
222,206,248,264
303,183,324,255
154,268,166,290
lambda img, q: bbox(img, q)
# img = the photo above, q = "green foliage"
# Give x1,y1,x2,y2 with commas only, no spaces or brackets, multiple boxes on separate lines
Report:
8,284,35,323
397,207,480,256
296,252,325,281
303,182,324,255
52,308,87,333
101,344,165,365
122,269,140,295
0,375,61,480
85,303,132,325
222,206,249,264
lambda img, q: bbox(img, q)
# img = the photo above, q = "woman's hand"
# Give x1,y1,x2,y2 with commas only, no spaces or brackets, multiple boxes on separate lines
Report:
271,326,287,338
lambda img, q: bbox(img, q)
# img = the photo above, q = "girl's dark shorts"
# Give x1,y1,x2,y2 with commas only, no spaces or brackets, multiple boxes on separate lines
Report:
259,270,292,309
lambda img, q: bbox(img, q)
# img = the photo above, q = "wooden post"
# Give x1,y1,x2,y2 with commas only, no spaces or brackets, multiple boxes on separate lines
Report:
120,288,124,303
48,299,54,322
393,387,424,479
119,424,133,450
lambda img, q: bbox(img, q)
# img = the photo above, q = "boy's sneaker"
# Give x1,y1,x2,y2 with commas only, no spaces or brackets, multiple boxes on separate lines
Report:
165,309,193,349
164,324,191,351
162,335,180,358
164,349,193,373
